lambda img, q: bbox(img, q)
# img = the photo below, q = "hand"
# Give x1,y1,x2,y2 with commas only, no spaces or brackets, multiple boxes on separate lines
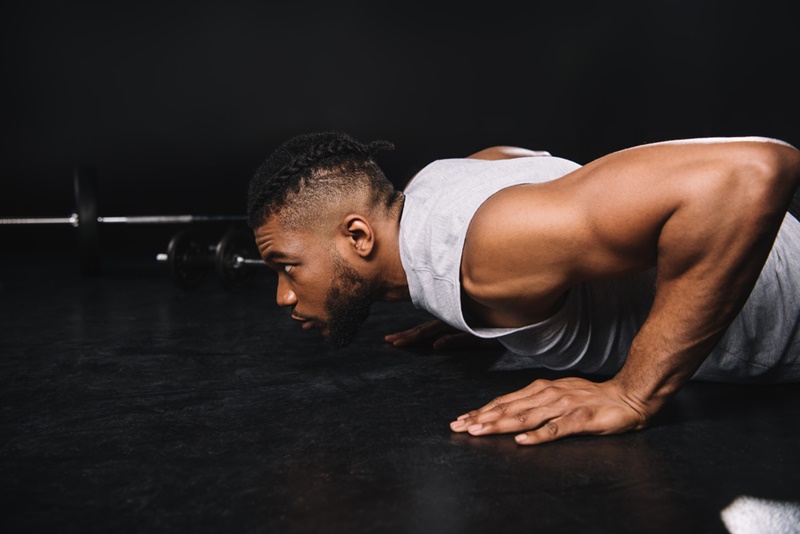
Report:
384,319,501,350
449,377,651,445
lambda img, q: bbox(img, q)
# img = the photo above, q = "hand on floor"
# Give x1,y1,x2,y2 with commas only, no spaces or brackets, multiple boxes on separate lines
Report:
385,319,501,350
450,377,651,445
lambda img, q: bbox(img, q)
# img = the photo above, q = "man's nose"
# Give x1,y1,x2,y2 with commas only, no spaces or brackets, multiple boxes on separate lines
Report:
276,278,297,308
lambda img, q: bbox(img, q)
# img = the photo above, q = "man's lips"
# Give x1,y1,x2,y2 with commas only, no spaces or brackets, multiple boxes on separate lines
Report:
292,315,316,330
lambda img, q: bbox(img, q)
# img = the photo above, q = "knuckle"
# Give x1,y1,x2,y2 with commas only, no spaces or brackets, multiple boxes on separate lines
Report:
515,410,528,423
555,394,575,407
492,403,508,416
529,379,550,390
537,386,560,400
490,396,505,407
571,406,592,422
541,384,559,394
544,421,559,436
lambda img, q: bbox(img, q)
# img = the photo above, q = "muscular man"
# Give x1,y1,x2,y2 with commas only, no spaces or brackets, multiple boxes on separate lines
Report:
247,131,800,445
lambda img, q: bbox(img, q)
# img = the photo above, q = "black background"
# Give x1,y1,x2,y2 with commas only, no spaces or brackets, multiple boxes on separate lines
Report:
2,0,798,258
2,5,800,531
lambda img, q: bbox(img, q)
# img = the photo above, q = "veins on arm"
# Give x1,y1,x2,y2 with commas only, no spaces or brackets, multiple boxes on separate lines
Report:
606,141,800,411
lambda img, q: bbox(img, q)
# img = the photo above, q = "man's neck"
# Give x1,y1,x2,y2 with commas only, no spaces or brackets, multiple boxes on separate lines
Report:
373,199,411,302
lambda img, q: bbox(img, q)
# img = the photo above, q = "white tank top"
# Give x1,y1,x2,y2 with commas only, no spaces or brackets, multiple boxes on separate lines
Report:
398,156,800,382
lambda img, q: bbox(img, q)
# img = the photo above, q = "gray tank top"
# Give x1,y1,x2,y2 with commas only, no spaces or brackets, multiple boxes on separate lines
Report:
399,155,800,383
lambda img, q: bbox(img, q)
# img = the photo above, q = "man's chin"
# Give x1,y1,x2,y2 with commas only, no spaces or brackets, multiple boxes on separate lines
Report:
320,324,364,349
316,325,338,346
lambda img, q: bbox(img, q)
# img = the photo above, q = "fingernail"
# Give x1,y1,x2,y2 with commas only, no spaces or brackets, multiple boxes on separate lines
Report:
467,424,483,433
450,420,465,429
457,414,469,421
515,434,528,443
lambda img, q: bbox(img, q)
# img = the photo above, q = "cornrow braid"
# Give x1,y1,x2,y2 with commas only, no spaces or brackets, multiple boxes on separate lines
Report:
247,131,398,229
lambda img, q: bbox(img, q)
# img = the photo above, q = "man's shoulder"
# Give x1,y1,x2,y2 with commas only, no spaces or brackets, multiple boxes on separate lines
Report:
403,156,581,197
402,158,474,193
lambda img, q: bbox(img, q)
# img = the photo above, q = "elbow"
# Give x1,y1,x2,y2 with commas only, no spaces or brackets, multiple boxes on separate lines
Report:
756,139,800,184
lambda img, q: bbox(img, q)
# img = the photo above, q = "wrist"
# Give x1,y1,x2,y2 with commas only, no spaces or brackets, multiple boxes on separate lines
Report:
605,375,669,426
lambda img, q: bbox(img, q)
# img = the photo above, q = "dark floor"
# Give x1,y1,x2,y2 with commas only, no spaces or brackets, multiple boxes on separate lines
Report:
2,252,799,534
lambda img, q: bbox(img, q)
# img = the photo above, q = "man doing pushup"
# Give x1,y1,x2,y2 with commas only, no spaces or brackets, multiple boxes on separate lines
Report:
246,131,800,445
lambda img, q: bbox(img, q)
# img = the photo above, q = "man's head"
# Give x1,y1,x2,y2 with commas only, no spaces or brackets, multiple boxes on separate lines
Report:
247,131,403,347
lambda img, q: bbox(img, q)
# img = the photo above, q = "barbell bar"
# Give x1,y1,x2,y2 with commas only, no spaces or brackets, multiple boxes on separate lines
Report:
0,167,247,275
1,215,248,224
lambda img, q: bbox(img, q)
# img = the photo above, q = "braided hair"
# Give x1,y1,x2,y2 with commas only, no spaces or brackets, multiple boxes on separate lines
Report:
247,131,400,229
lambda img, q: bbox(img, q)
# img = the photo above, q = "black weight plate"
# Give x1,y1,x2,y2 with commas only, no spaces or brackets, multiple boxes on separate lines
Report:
74,167,101,275
167,229,210,289
215,228,258,292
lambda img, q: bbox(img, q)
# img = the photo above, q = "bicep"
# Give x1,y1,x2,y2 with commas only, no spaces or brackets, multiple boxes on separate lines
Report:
546,139,795,280
461,152,676,298
463,139,797,311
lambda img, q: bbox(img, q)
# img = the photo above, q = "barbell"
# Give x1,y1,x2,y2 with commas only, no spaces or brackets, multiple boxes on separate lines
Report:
0,167,247,275
156,227,268,292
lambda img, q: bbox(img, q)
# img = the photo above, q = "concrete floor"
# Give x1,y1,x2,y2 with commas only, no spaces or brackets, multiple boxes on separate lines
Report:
2,251,799,533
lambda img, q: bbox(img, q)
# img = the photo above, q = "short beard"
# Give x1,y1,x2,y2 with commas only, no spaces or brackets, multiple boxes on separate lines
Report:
322,253,374,348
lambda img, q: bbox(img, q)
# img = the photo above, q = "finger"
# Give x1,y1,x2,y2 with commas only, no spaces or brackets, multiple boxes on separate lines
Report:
453,400,567,436
385,320,452,346
455,379,556,421
452,395,529,427
387,319,443,337
514,415,583,446
450,395,546,433
385,333,415,346
385,326,430,346
384,326,423,343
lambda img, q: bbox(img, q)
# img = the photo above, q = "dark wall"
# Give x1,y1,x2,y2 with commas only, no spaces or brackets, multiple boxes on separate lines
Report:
2,0,798,259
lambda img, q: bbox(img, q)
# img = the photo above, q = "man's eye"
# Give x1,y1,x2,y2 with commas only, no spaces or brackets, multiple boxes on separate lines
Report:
283,264,293,274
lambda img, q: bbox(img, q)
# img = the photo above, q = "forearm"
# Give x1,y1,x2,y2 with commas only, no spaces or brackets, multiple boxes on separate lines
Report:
609,240,778,415
610,317,720,418
610,142,800,415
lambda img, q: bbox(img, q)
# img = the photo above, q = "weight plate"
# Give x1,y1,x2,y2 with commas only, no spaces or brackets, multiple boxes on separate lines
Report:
74,167,101,275
215,228,258,292
167,229,210,289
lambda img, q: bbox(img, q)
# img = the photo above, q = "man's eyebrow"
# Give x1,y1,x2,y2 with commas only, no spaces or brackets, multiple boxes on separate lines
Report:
263,250,289,263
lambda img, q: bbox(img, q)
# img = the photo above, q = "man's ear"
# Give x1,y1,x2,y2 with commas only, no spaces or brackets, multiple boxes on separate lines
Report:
339,214,375,258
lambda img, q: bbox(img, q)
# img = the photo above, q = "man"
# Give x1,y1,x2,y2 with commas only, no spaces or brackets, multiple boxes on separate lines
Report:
247,131,800,446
